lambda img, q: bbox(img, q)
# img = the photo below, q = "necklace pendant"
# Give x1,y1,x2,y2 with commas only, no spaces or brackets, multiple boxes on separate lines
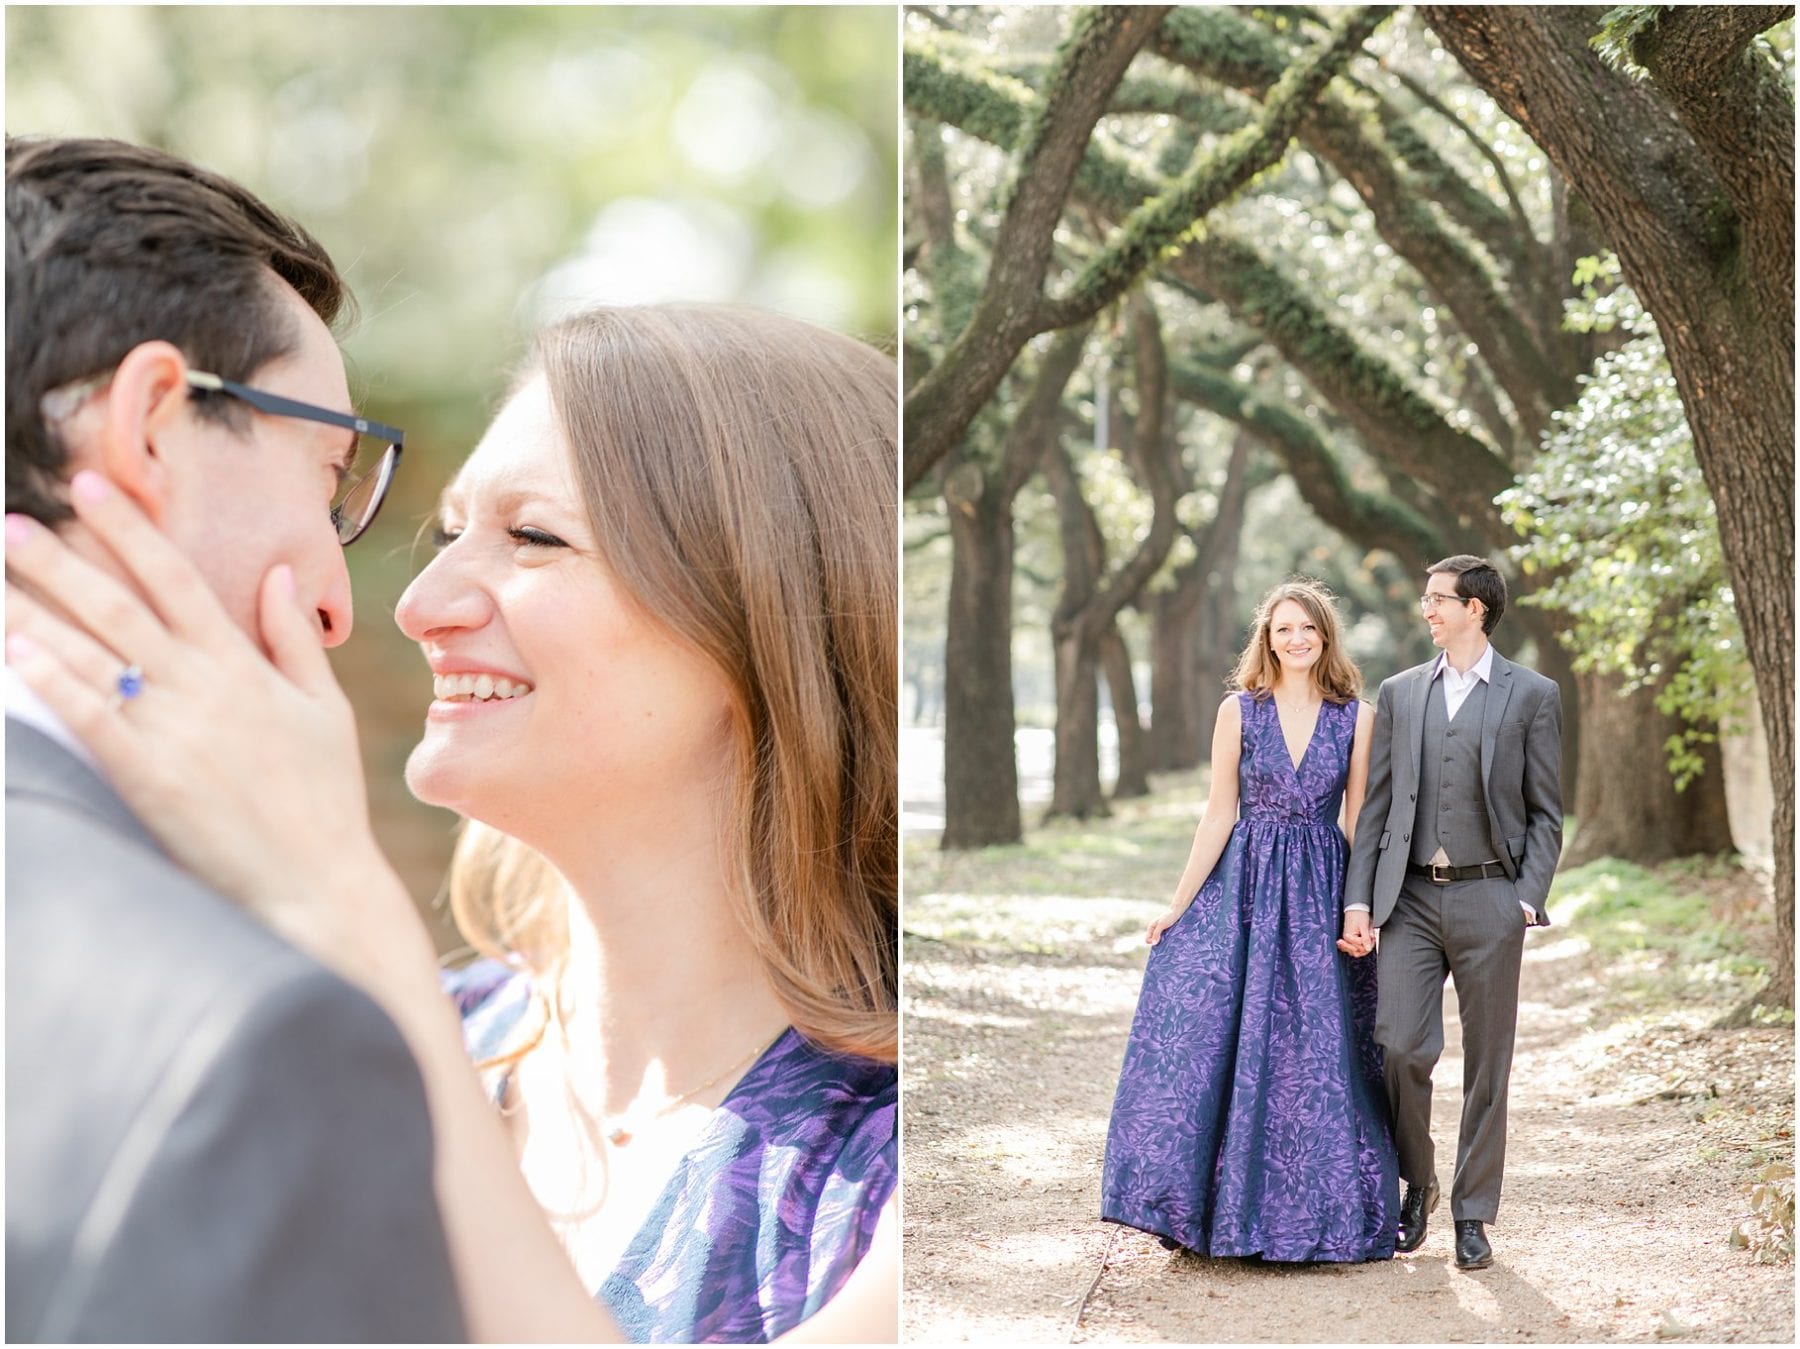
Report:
607,1125,632,1146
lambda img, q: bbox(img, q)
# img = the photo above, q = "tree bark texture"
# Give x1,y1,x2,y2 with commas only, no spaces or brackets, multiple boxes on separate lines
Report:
941,483,1025,848
1102,621,1152,798
1148,574,1205,772
1044,431,1109,819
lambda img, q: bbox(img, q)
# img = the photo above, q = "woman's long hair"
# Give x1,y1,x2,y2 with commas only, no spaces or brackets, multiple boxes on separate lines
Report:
1232,579,1363,703
448,305,897,1065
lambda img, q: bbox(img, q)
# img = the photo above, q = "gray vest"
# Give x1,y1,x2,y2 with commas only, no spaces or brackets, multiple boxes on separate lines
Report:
1410,675,1493,865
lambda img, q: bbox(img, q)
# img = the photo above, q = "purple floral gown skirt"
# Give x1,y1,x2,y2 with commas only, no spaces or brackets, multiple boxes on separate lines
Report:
1101,692,1397,1261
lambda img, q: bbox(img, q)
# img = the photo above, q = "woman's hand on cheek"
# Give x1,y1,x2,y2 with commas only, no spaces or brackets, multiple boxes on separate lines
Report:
4,474,400,962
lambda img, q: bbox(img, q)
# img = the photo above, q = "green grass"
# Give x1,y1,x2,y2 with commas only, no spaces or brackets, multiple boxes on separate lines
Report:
906,769,1208,906
1551,856,1768,1009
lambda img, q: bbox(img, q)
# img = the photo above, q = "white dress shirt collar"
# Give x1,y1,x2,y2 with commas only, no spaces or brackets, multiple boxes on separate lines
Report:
1432,640,1494,688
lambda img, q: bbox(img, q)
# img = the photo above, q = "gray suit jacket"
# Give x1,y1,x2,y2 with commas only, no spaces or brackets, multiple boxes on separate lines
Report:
1344,650,1564,929
5,723,466,1342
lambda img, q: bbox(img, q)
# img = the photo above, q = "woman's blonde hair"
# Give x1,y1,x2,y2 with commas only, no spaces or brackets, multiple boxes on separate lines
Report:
1232,579,1363,703
449,305,897,1064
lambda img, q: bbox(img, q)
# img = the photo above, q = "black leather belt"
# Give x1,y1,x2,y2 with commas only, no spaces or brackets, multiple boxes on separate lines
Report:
1407,860,1508,883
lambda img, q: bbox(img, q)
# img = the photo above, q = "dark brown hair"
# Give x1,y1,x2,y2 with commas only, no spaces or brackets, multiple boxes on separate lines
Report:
449,305,898,1065
6,136,349,523
1233,579,1363,703
1427,554,1507,634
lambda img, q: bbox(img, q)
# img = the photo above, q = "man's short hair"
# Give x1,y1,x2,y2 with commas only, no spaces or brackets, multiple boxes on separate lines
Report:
1428,554,1507,635
5,136,350,524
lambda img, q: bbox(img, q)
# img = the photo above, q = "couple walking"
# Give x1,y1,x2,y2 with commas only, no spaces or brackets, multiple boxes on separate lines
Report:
1102,565,1564,1271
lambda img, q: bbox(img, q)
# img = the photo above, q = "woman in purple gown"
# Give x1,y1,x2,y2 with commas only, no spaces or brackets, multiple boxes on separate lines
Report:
1102,580,1398,1262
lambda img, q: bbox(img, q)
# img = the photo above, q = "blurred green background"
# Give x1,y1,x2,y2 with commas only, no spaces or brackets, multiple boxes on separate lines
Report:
7,4,899,950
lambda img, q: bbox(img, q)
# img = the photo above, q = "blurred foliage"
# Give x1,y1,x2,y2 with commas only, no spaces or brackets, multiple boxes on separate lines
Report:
7,5,897,936
1501,255,1747,789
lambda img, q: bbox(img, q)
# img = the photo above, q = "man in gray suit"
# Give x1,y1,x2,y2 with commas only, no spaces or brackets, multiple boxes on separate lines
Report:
1342,555,1563,1271
5,137,465,1341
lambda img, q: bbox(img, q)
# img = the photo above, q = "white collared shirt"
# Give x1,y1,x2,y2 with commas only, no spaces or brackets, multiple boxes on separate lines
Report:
1434,640,1494,721
4,663,103,776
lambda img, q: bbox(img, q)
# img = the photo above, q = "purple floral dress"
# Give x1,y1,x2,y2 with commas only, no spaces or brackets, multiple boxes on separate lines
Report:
446,962,897,1342
1101,692,1398,1261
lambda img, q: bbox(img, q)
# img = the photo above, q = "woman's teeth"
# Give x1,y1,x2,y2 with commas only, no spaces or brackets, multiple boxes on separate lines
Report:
433,673,533,702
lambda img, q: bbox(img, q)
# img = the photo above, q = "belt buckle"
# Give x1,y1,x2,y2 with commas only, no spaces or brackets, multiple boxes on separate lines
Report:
1430,863,1453,884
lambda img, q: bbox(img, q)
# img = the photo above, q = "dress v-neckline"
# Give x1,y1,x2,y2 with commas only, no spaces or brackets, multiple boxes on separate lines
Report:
1273,696,1326,775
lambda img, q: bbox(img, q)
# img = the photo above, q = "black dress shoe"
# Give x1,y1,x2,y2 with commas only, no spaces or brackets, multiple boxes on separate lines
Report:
1454,1220,1493,1270
1396,1176,1439,1253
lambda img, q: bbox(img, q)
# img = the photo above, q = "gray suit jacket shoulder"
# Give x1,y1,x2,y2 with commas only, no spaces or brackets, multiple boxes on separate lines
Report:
5,723,466,1342
1343,650,1564,929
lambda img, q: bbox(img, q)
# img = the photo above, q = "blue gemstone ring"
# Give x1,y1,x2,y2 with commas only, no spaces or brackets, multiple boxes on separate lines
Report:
112,663,145,705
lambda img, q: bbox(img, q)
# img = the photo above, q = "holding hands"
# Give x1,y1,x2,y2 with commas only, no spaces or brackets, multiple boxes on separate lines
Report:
1337,909,1374,958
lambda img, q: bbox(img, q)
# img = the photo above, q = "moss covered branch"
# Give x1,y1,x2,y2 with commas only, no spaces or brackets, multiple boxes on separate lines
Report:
1039,6,1394,330
1171,360,1447,571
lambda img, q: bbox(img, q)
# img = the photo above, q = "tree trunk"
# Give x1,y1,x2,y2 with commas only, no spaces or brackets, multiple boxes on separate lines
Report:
941,482,1024,849
1563,671,1735,867
1102,621,1151,797
1148,574,1205,771
1049,625,1108,820
934,326,1094,850
1044,430,1109,821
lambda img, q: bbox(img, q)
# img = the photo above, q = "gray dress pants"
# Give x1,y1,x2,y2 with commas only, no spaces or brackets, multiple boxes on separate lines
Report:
1374,872,1526,1225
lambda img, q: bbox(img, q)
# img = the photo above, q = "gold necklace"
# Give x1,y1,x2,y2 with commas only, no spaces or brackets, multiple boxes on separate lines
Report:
599,1028,787,1147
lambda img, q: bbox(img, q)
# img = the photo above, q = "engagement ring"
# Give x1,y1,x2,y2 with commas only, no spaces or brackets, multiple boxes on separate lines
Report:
109,663,145,710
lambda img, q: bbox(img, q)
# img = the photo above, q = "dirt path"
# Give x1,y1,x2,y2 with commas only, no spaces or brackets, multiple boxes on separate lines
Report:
902,886,1793,1343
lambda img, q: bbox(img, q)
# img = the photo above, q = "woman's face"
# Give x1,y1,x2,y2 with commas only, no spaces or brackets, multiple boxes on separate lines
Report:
395,375,734,837
1268,598,1323,679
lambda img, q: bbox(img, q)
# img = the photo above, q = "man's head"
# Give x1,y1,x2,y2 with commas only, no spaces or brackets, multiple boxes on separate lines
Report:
7,136,358,644
1423,554,1506,643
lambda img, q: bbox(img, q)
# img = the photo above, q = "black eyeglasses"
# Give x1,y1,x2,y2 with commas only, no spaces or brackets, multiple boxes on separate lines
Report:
1418,593,1475,612
184,370,403,545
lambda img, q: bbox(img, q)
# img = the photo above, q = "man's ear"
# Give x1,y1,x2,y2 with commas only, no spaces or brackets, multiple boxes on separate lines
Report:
85,340,194,527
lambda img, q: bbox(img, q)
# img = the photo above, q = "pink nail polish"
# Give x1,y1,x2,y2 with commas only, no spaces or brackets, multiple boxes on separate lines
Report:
4,514,32,548
6,632,37,662
72,471,109,502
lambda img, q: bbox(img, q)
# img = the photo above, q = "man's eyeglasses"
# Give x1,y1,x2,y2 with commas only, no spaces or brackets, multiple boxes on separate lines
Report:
40,367,404,546
183,370,403,545
1418,593,1475,613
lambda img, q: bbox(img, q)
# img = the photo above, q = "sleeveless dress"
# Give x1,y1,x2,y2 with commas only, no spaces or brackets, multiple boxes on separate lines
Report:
445,961,897,1342
1101,693,1398,1261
